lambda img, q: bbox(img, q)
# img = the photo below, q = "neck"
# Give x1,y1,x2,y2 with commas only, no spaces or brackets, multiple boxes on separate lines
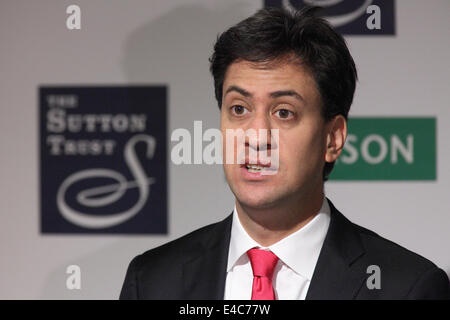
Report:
235,187,325,247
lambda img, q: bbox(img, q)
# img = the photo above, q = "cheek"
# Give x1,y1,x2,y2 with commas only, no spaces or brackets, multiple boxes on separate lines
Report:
280,129,326,170
220,129,239,165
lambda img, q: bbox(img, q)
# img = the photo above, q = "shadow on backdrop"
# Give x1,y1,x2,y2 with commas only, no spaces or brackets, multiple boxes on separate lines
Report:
40,2,253,299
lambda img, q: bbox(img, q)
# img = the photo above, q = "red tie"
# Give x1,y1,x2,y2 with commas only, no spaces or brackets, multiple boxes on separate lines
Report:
247,248,279,300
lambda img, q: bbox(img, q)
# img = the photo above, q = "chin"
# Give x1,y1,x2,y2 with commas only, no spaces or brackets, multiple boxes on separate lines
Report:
234,187,284,210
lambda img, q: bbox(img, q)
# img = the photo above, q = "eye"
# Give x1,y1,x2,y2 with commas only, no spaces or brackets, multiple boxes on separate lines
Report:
230,105,248,116
274,109,294,120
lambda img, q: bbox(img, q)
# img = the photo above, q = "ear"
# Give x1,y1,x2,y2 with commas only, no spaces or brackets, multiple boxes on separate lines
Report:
325,115,347,163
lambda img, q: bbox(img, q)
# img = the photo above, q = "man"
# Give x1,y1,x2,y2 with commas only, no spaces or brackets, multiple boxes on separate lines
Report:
120,7,449,300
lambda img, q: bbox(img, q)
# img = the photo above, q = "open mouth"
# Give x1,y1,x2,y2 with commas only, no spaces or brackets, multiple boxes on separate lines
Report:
238,156,278,176
245,164,267,173
240,160,277,176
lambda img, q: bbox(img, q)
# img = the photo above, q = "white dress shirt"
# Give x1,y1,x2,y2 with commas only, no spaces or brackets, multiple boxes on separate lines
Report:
224,197,331,300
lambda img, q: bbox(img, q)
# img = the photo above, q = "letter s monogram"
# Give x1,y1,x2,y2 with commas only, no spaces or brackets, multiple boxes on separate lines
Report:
56,134,156,229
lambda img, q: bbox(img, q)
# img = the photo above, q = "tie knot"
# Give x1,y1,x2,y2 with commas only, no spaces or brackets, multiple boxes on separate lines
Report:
247,248,279,279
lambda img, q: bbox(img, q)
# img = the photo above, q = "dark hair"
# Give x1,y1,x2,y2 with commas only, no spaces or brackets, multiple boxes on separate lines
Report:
209,6,357,181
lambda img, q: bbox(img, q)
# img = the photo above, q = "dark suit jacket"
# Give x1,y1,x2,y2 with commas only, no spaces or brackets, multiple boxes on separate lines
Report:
120,199,450,299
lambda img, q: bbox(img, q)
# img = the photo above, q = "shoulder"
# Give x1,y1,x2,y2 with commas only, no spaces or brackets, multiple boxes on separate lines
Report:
352,221,438,272
325,199,448,299
132,214,232,272
347,217,449,298
327,199,441,274
120,215,232,299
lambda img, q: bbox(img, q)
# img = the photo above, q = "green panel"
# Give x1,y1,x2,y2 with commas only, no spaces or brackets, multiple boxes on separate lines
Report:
329,117,436,181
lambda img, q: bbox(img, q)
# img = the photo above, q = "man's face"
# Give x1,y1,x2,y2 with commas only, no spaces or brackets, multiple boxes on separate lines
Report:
220,59,331,210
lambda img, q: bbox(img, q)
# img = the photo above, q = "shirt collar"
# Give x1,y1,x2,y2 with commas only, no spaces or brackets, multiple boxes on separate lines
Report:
227,197,331,281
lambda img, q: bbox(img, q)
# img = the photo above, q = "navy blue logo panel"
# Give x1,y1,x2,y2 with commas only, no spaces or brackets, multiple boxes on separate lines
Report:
40,86,168,234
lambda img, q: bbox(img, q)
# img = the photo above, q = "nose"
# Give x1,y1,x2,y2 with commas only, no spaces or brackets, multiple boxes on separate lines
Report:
244,109,272,154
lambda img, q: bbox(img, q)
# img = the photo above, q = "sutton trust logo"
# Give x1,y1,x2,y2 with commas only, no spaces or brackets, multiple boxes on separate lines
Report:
40,87,168,234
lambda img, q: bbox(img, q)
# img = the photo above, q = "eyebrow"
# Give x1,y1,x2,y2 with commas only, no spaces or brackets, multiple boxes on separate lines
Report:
224,85,251,98
224,85,304,102
269,90,304,102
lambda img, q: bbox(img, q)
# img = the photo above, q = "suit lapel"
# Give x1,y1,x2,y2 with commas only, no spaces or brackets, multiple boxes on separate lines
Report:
306,199,367,300
182,214,233,299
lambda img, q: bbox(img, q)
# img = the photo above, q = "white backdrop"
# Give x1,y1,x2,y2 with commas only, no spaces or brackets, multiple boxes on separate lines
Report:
0,0,449,299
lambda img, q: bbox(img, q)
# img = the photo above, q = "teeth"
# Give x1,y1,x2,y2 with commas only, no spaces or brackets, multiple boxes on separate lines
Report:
246,165,264,172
